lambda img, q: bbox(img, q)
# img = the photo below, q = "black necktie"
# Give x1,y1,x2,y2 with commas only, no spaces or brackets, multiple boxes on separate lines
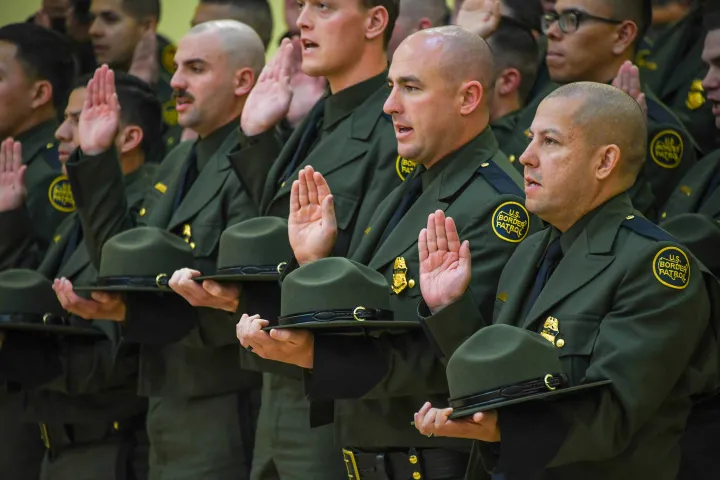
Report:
173,143,199,212
278,98,327,186
376,169,424,250
523,237,563,319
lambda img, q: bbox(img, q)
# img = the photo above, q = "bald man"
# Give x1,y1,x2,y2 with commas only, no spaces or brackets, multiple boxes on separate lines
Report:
415,82,720,479
60,21,265,479
238,26,531,480
387,0,448,57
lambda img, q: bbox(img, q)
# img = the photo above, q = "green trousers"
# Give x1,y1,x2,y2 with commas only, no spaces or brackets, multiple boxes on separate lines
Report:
0,393,44,479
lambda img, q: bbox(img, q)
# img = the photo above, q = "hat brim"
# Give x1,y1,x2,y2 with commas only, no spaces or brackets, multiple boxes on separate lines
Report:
266,320,421,333
194,274,280,283
448,379,612,419
0,321,105,336
73,285,175,293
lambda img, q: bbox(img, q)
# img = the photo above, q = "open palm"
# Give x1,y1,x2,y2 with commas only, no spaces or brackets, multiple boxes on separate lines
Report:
241,39,295,136
456,0,501,38
288,166,337,265
79,65,120,155
419,210,471,313
0,139,27,212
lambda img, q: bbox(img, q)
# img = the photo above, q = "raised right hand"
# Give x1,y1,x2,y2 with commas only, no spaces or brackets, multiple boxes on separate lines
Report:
240,38,295,136
0,138,27,212
455,0,501,39
288,166,337,265
79,65,121,156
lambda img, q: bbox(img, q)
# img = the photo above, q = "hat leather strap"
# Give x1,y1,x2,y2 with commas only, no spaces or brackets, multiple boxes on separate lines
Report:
96,275,171,289
449,373,568,410
279,308,394,326
215,264,287,276
0,313,68,327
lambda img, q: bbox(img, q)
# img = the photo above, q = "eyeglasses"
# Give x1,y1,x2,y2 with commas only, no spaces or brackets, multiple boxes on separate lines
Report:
541,9,623,34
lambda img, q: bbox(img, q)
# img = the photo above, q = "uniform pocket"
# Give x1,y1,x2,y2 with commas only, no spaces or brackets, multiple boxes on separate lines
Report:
554,314,601,384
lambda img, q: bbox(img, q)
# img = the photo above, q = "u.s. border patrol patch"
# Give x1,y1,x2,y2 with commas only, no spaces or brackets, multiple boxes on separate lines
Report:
650,130,683,169
653,246,690,290
492,201,529,243
48,176,75,212
395,155,417,181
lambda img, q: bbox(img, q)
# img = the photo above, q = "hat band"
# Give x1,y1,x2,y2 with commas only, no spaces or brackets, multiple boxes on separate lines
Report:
279,307,394,326
215,263,287,276
0,313,68,327
449,373,568,410
97,275,170,289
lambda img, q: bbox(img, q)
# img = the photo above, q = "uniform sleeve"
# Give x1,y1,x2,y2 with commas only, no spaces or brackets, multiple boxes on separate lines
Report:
0,206,42,271
305,199,525,400
661,213,720,278
489,242,715,473
66,148,136,269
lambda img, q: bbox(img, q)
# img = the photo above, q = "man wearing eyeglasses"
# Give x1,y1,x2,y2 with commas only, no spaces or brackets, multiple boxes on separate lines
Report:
500,0,698,219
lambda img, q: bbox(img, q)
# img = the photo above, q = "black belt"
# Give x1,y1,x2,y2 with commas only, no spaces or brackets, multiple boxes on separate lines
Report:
342,447,468,480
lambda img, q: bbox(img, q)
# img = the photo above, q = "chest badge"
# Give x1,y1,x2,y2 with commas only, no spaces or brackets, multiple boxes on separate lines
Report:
392,257,409,295
541,316,559,344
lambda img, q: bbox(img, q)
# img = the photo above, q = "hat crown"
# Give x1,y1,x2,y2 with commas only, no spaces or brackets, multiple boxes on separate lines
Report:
0,269,63,316
217,217,292,270
447,325,563,400
281,257,391,316
99,227,195,278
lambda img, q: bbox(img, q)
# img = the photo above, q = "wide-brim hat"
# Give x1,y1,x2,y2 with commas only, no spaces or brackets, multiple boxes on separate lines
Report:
195,217,292,283
447,325,611,419
268,257,419,333
74,226,195,293
0,269,103,336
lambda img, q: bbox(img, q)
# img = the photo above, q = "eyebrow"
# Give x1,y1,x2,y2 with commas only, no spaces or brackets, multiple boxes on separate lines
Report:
388,75,422,85
178,58,208,68
528,128,563,137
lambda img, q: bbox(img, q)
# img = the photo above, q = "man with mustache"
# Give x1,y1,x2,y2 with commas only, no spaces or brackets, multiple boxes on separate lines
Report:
55,20,266,480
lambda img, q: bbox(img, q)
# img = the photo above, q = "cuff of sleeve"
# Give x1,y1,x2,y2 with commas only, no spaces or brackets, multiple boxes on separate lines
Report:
304,335,387,401
421,291,485,362
66,147,121,208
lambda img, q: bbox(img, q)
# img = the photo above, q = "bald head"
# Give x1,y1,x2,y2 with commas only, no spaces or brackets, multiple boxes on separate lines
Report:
186,20,265,78
405,26,495,96
546,82,647,181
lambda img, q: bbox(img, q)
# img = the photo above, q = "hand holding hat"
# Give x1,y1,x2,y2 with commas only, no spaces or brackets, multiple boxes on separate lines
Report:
236,312,314,369
413,401,500,442
169,268,240,313
53,277,126,322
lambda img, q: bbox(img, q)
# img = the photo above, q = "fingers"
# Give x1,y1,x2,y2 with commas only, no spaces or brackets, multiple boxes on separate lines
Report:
0,138,8,175
459,240,471,269
445,216,461,253
202,280,239,301
418,228,429,264
321,194,336,232
435,210,448,252
314,171,332,203
297,168,309,207
435,407,454,429
105,67,116,104
97,66,106,107
237,313,261,347
290,180,301,213
305,165,319,205
279,39,294,84
426,213,438,254
11,141,22,175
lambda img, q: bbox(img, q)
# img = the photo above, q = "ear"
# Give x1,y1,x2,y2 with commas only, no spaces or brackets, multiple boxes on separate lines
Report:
417,18,432,31
234,67,255,97
116,125,144,154
459,81,483,116
595,144,621,180
611,21,637,56
365,6,389,42
495,68,521,97
30,80,53,111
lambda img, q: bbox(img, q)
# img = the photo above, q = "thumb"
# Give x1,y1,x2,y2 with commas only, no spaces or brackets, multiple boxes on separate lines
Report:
269,328,291,342
321,194,337,231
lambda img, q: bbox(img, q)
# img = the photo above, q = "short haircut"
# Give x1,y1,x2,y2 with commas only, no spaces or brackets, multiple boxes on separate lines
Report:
121,0,161,21
187,20,266,79
199,0,274,48
0,23,77,115
545,82,647,181
503,0,543,32
398,0,448,26
604,0,651,50
361,0,400,49
487,18,540,103
72,72,164,158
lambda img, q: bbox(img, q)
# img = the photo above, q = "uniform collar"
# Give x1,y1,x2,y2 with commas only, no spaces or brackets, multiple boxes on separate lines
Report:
16,119,59,164
324,70,388,130
197,120,238,171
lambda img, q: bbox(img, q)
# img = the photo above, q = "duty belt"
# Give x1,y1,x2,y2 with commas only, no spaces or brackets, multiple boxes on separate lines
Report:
342,447,468,480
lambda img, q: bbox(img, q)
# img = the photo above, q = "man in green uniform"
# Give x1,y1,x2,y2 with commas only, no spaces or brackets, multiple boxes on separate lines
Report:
0,23,77,267
89,0,181,152
502,0,698,217
55,21,265,480
195,1,408,478
637,1,718,153
0,72,161,480
414,82,719,480
237,27,531,480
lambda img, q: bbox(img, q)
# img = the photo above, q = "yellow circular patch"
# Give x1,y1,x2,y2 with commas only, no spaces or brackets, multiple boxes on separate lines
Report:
162,45,177,75
492,201,530,243
48,176,76,213
650,130,683,169
395,155,417,181
162,99,178,126
653,246,690,290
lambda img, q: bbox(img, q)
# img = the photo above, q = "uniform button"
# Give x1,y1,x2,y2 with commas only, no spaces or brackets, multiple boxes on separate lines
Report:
409,455,418,464
661,212,667,219
408,279,416,288
556,339,565,348
480,162,489,168
190,242,196,250
139,207,147,217
625,215,635,220
413,472,422,480
509,155,516,163
113,421,120,431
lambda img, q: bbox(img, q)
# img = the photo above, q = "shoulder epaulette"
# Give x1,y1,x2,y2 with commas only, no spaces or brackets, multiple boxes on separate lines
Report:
477,158,524,197
621,214,679,243
42,141,61,170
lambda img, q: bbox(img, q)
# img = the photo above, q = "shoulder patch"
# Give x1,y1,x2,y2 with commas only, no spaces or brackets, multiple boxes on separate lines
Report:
477,160,524,197
492,201,530,243
162,44,177,75
395,155,417,181
621,214,678,243
653,246,690,290
650,130,683,169
162,99,178,127
48,176,75,213
686,79,706,111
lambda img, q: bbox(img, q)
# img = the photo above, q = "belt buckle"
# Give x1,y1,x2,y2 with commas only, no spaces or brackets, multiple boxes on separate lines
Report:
39,423,51,450
342,448,361,480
